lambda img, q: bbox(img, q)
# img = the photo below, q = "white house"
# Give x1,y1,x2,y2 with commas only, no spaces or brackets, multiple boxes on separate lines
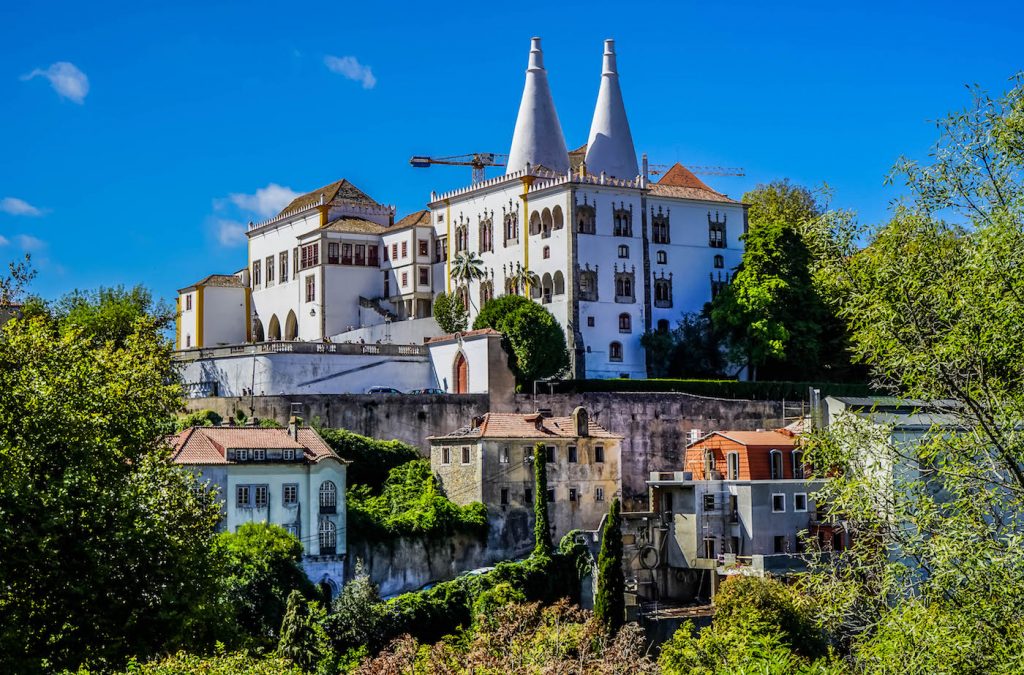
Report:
169,419,350,595
174,36,746,390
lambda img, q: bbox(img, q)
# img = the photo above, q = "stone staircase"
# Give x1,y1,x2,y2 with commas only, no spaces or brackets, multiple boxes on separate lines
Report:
359,296,398,321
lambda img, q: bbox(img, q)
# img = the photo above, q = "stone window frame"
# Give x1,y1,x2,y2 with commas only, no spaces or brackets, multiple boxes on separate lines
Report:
283,483,299,506
461,445,471,465
614,272,635,303
654,278,672,308
579,269,599,302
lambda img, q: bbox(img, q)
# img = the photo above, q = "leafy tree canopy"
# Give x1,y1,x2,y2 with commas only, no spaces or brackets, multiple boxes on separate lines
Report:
473,294,569,384
433,290,468,333
217,522,315,649
26,284,174,348
0,310,223,672
317,427,419,491
594,498,625,636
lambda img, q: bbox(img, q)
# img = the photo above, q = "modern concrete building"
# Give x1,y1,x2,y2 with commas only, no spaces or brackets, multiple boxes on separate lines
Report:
429,407,622,551
169,419,350,595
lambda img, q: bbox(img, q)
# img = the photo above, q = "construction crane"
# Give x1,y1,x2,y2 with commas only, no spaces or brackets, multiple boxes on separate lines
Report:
409,153,508,184
647,163,745,177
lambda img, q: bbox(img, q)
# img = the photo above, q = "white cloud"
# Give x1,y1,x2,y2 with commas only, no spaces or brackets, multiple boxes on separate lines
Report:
324,55,376,89
0,235,9,246
226,183,300,218
1,197,43,216
214,219,247,247
21,61,89,103
15,234,46,251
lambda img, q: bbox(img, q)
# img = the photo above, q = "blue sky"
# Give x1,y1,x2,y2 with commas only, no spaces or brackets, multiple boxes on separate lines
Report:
2,0,1021,302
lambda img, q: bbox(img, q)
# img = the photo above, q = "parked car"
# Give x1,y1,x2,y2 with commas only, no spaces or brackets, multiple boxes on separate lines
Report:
408,388,445,395
365,386,402,394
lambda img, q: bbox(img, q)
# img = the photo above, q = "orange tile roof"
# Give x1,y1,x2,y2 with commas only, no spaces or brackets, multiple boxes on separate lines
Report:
168,426,343,464
690,430,798,449
394,209,431,229
431,412,620,441
650,163,737,204
425,327,502,344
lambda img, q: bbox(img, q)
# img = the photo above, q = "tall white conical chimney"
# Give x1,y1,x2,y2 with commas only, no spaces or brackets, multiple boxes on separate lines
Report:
584,39,638,180
506,37,570,175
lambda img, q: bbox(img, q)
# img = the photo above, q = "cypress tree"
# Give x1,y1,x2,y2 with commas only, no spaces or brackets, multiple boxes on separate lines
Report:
594,498,625,635
278,590,319,670
533,442,553,555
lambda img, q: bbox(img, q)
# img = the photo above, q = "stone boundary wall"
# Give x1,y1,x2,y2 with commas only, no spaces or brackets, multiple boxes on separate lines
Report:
186,391,791,508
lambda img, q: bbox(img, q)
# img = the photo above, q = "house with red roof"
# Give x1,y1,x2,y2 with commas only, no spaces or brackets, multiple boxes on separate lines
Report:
169,417,350,596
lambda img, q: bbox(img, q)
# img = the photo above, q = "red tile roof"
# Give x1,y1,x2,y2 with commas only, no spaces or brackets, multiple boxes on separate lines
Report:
432,412,620,441
650,163,737,204
394,209,431,229
276,178,380,216
168,426,342,465
425,328,502,344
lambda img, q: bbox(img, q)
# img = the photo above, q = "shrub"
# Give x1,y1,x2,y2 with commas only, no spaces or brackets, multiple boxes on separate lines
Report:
473,295,569,384
175,408,223,430
346,459,487,540
433,291,468,333
594,498,624,635
318,427,420,491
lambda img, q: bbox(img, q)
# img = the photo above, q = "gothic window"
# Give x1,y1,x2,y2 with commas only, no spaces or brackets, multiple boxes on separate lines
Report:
479,280,494,306
479,217,494,253
618,313,631,333
552,205,564,230
652,210,670,244
553,271,565,296
541,208,553,238
714,254,724,269
279,251,288,282
265,255,275,283
709,212,727,248
579,269,598,302
504,211,519,244
504,276,517,295
455,224,468,253
614,272,635,303
609,341,623,362
576,203,596,234
252,260,261,286
435,236,448,263
618,245,629,259
613,205,633,237
654,278,672,308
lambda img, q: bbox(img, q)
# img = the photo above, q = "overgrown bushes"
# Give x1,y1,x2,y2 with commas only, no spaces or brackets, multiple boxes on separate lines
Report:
317,427,419,491
346,459,487,540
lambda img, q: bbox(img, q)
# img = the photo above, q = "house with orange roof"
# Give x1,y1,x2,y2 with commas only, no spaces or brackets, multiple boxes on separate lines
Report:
168,417,350,596
429,406,622,549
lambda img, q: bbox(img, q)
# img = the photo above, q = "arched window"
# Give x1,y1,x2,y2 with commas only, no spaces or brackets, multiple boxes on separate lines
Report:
576,203,596,234
727,452,740,480
579,270,598,301
614,272,634,302
714,254,724,269
319,481,337,513
654,279,672,308
268,314,281,341
541,273,553,304
318,519,337,555
253,318,265,342
553,271,565,296
769,450,784,480
552,205,564,230
529,211,541,236
609,341,623,362
618,313,631,333
285,310,298,341
479,217,494,253
503,211,519,244
541,208,553,238
479,280,494,306
792,450,805,479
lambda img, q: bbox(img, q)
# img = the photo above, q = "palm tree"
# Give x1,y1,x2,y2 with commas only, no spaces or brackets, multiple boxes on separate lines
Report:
508,262,540,297
450,251,488,310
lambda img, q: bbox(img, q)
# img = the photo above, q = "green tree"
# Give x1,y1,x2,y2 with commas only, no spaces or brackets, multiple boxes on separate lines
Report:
0,313,224,672
799,76,1024,669
450,251,488,309
593,498,624,636
277,590,327,671
32,284,174,348
218,523,315,648
0,254,35,307
433,290,468,333
640,311,726,378
317,427,419,491
532,442,552,556
473,295,569,384
506,262,539,296
325,560,387,657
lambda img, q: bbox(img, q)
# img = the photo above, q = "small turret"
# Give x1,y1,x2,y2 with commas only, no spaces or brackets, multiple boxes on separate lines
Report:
506,37,570,175
584,39,638,180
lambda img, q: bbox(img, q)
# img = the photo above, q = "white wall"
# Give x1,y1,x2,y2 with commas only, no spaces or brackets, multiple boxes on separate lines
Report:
331,316,442,345
203,286,248,346
177,349,436,396
427,335,492,393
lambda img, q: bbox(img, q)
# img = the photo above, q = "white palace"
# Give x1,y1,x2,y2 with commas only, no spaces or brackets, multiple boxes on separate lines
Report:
175,38,746,396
